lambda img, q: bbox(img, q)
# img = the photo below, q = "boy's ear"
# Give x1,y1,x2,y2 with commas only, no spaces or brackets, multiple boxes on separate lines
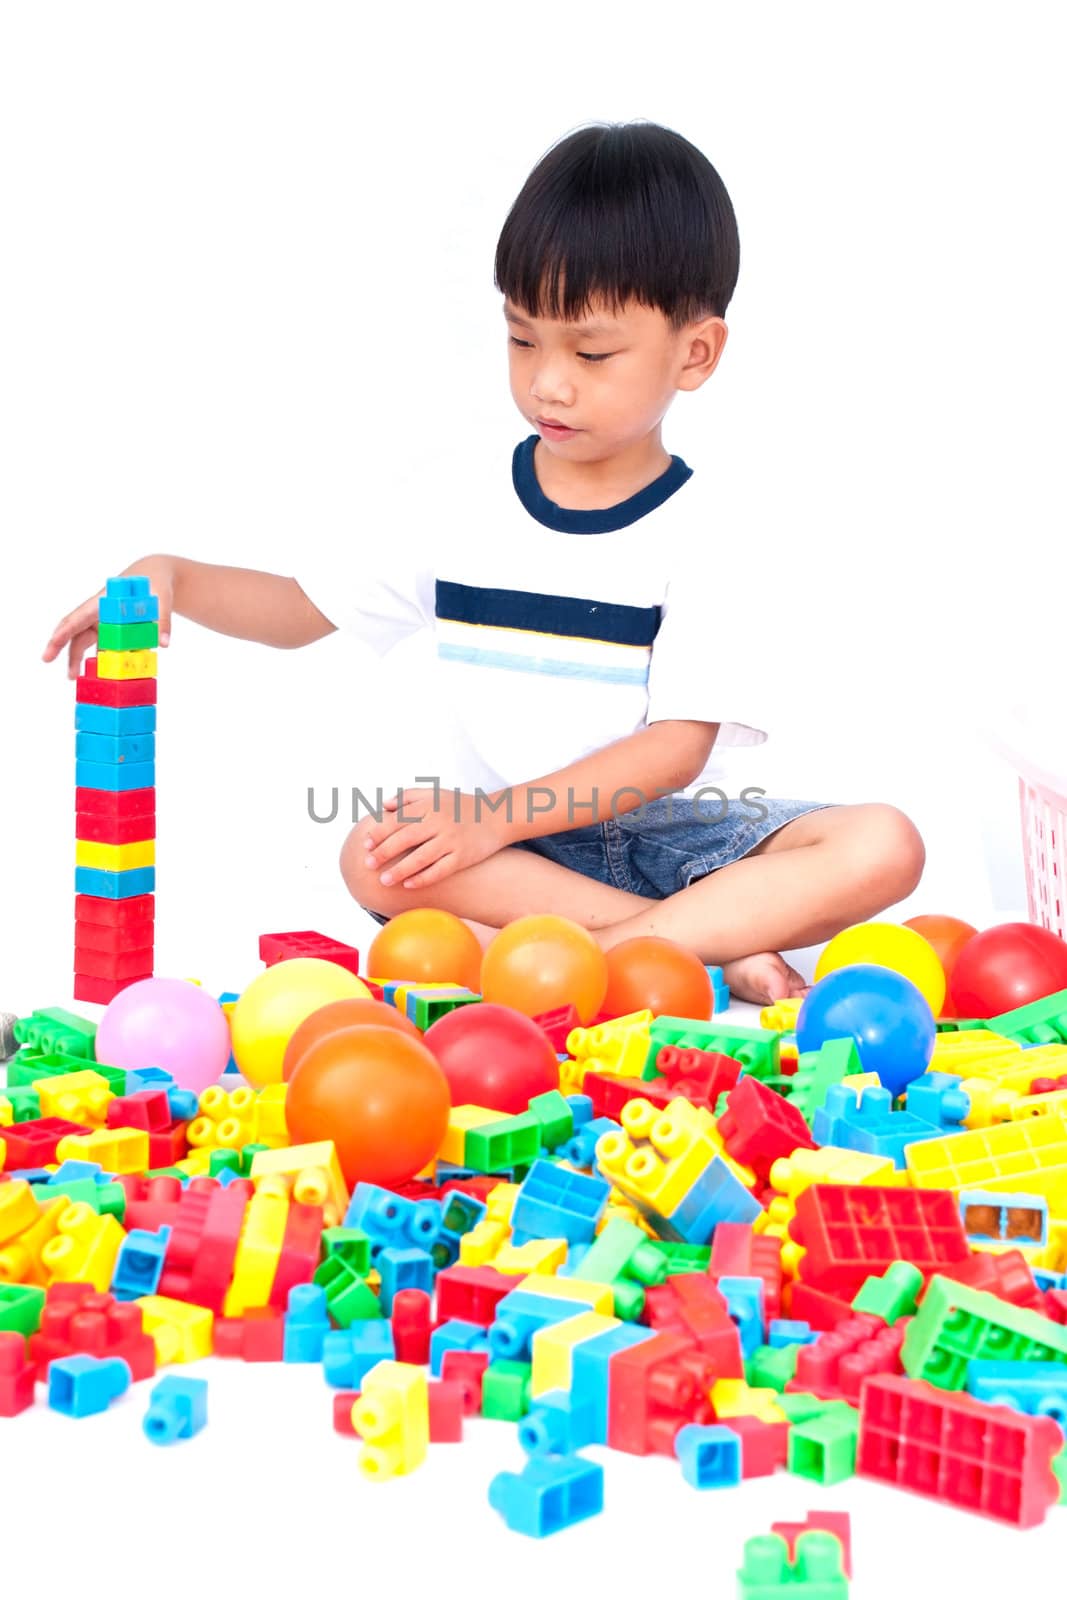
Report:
675,315,729,392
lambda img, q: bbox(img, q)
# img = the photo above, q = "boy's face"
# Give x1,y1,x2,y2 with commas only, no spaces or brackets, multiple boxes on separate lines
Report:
504,291,727,460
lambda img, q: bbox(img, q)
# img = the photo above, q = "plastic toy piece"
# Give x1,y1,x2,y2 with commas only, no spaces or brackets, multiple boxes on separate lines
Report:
526,1090,574,1151
143,1373,208,1442
12,1007,97,1060
607,1330,716,1456
213,1308,285,1362
0,1330,36,1416
530,1310,621,1397
851,1261,923,1325
463,1111,542,1174
737,1531,849,1600
352,1360,429,1479
710,1225,784,1323
566,1215,668,1320
717,1076,817,1179
489,1453,604,1537
857,1372,1063,1526
789,1185,971,1295
991,987,1067,1045
111,1226,171,1301
811,1084,945,1167
391,1288,432,1365
642,1275,744,1377
96,577,160,625
788,1404,860,1484
965,1359,1067,1429
345,1182,442,1259
137,1295,214,1364
902,1273,1067,1388
434,1264,516,1327
905,1108,1067,1205
0,1283,47,1337
645,1016,779,1080
770,1515,852,1579
439,1348,491,1413
257,929,362,974
583,1070,675,1122
519,1388,598,1456
481,1359,533,1421
674,1421,743,1488
511,1159,609,1244
283,1283,330,1363
323,1322,396,1389
48,1353,132,1417
427,1379,465,1442
790,1314,906,1404
959,1188,1048,1248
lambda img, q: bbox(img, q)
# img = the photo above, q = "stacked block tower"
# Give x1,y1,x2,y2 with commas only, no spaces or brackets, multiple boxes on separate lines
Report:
73,577,159,1003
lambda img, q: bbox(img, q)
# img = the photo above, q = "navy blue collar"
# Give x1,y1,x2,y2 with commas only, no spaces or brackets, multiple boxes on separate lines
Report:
512,433,693,534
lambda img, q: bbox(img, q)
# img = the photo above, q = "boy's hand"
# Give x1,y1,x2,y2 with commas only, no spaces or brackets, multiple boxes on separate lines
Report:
364,787,510,890
42,555,176,679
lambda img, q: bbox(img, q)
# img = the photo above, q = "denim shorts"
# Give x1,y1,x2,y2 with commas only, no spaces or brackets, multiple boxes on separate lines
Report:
360,794,835,927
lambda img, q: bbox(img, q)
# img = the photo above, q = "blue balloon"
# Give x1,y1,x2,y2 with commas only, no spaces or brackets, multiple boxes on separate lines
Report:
796,963,935,1096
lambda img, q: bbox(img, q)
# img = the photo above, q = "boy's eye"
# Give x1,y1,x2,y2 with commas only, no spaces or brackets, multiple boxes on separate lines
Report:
508,335,612,364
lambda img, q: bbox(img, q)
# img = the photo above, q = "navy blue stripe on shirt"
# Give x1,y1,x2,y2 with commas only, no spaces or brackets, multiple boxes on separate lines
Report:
435,580,662,647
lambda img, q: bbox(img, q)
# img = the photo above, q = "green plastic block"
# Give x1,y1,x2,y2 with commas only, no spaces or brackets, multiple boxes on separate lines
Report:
0,1283,47,1337
145,1166,187,1181
643,1017,780,1081
935,1017,986,1033
209,1149,243,1178
0,1085,41,1121
33,1178,126,1219
12,1007,97,1060
902,1273,1067,1389
787,1403,858,1485
746,1344,799,1392
464,1111,541,1174
96,620,159,651
649,1241,712,1275
990,987,1067,1045
775,1392,836,1425
408,990,479,1030
313,1255,380,1326
527,1090,574,1151
238,1143,270,1173
852,1260,923,1325
481,1359,532,1420
321,1226,371,1274
789,1038,861,1123
738,1531,849,1600
1053,1448,1067,1505
7,1050,125,1093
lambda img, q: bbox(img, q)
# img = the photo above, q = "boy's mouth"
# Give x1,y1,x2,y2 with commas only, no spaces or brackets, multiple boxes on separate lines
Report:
536,417,580,438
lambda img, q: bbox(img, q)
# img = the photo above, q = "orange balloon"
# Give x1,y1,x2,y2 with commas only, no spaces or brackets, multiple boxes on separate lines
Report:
603,936,713,1020
903,914,979,1018
367,908,483,991
281,997,421,1082
480,914,608,1024
286,1024,451,1188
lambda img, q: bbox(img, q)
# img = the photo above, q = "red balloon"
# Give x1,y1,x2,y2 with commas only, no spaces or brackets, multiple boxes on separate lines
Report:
903,915,979,1018
423,1003,559,1114
948,922,1067,1019
286,1024,451,1187
602,936,713,1020
282,997,420,1082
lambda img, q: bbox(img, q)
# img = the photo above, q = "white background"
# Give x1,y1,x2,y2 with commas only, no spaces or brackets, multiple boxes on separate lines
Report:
1,3,1065,1594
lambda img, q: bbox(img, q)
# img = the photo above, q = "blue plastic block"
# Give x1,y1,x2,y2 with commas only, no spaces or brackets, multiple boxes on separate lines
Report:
111,1225,171,1300
489,1454,604,1537
125,1067,175,1095
712,983,731,1015
74,865,156,898
322,1322,396,1389
489,1290,584,1362
959,1188,1049,1248
143,1374,207,1443
164,1087,199,1123
811,1083,943,1167
433,1191,487,1269
564,1094,594,1127
511,1159,610,1246
97,577,160,625
48,1354,132,1417
675,1422,743,1488
377,1247,434,1314
570,1322,656,1444
429,1319,490,1377
965,1358,1067,1428
284,1284,330,1363
1036,1268,1067,1293
74,760,156,792
717,1275,766,1357
344,1182,441,1260
75,702,157,736
768,1318,817,1348
14,1167,60,1184
661,1156,762,1243
905,1071,971,1131
75,731,157,765
561,1116,621,1168
518,1389,598,1457
50,1160,106,1183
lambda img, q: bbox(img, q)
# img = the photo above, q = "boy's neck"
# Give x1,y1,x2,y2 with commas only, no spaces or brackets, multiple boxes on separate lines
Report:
532,429,674,511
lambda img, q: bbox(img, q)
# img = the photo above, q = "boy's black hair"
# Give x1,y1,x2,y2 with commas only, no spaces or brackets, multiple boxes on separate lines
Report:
494,120,740,332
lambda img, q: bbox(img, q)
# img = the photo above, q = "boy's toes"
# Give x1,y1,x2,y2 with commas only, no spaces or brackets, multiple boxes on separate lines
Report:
721,952,810,1006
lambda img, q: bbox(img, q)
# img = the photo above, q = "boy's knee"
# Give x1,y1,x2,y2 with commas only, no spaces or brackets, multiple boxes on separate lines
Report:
859,804,926,900
339,819,386,911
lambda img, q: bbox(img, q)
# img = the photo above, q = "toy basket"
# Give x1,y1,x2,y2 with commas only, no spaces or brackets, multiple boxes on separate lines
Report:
988,710,1067,939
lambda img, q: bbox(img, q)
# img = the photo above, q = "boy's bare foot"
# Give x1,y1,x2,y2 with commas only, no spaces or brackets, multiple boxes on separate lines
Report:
720,952,810,1006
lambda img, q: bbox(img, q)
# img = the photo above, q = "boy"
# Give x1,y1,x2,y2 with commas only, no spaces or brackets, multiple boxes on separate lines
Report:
44,120,924,1004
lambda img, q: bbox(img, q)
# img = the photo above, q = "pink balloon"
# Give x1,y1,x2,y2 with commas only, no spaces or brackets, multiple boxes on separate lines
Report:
96,977,232,1095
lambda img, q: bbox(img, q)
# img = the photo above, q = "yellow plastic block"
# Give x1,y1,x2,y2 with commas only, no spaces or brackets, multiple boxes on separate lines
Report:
558,1057,584,1094
251,1083,289,1148
1047,1217,1067,1272
0,1097,14,1128
565,1012,652,1077
596,1096,735,1219
55,1127,149,1174
928,1031,1023,1072
904,1111,1067,1207
486,1182,519,1224
493,1238,568,1276
439,1106,501,1167
515,1274,614,1315
0,1196,68,1285
250,1141,349,1228
842,1072,883,1095
1010,1087,1067,1122
188,1084,255,1150
766,1146,897,1201
459,1218,510,1266
175,1148,214,1177
96,647,157,679
959,1078,1022,1129
530,1310,620,1397
41,1203,124,1291
223,1179,290,1315
138,1296,214,1364
352,1360,429,1479
760,998,803,1032
74,838,156,871
36,1069,113,1127
711,1379,786,1422
0,1180,40,1245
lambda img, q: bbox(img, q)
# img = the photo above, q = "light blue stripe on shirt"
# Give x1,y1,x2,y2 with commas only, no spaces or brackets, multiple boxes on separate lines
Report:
437,641,650,686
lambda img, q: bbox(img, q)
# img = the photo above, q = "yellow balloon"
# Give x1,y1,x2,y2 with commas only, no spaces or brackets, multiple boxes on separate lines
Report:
815,922,946,1016
230,958,370,1087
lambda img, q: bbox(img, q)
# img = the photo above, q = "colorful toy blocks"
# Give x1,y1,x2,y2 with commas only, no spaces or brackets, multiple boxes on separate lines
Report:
737,1530,849,1600
489,1453,604,1537
904,1108,1067,1206
788,1184,971,1295
965,1358,1067,1428
0,1330,36,1416
901,1273,1067,1388
351,1359,429,1478
257,930,362,974
47,1352,132,1417
674,1421,743,1488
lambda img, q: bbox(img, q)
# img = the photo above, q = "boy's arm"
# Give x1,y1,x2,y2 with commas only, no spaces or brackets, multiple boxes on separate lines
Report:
489,721,720,842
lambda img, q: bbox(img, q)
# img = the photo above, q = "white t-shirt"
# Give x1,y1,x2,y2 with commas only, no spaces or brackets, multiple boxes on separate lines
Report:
296,435,776,805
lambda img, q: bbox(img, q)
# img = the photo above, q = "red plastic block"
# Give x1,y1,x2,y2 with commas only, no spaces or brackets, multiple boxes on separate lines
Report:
937,1249,1045,1310
258,930,362,975
656,1046,742,1103
1,1117,91,1168
434,1266,515,1327
786,1281,856,1332
185,1183,253,1312
76,657,157,706
28,1286,156,1382
771,1513,852,1577
790,1185,971,1295
789,1312,906,1402
332,1390,360,1436
1045,1290,1067,1325
709,1224,784,1323
213,1308,285,1361
268,1202,325,1311
857,1373,1063,1527
391,1288,432,1365
74,916,155,954
74,945,154,981
440,1348,490,1414
583,1072,674,1122
428,1379,466,1442
0,1331,36,1417
74,891,155,926
121,1174,186,1234
607,1331,716,1456
147,1122,189,1168
75,972,151,1003
532,1004,583,1051
106,1090,172,1133
76,809,156,845
717,1075,817,1180
642,1275,744,1378
720,1412,790,1477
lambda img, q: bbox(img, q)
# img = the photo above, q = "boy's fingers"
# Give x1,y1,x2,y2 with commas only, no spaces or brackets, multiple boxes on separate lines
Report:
67,627,97,679
42,599,97,662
